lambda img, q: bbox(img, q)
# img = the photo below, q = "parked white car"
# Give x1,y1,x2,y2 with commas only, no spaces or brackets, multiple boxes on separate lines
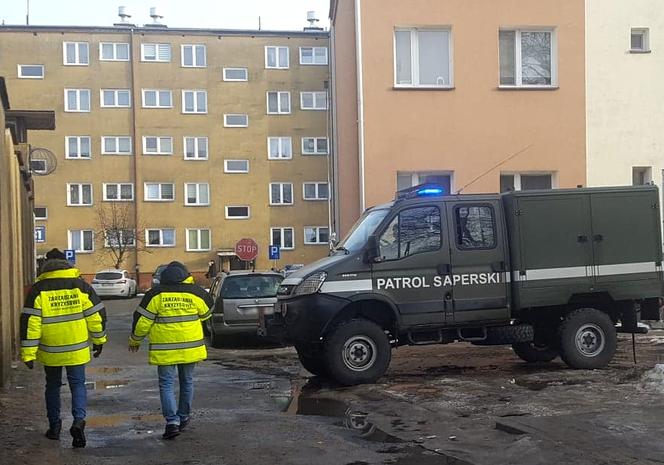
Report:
91,269,137,298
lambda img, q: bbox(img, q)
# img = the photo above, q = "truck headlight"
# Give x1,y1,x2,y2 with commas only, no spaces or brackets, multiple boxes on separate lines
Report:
293,272,327,296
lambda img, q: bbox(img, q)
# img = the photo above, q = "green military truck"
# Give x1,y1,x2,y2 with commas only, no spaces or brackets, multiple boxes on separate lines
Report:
261,185,663,385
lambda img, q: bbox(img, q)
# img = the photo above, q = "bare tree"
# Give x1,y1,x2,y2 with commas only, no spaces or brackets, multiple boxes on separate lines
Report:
95,203,147,269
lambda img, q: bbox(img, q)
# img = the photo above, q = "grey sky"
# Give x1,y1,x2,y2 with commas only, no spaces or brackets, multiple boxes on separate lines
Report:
1,0,330,30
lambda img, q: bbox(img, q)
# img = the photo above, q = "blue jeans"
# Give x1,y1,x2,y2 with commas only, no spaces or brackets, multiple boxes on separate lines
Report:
157,363,196,425
44,364,87,426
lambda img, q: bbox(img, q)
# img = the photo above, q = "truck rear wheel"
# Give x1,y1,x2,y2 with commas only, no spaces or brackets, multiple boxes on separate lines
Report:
559,308,617,369
512,341,558,363
295,345,327,377
323,319,391,386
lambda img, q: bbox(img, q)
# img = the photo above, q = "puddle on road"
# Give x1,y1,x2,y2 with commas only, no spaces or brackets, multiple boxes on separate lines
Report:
86,413,163,428
514,378,590,391
85,379,130,390
88,367,123,374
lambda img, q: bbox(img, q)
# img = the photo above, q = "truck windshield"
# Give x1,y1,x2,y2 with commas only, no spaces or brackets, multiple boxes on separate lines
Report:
337,209,389,253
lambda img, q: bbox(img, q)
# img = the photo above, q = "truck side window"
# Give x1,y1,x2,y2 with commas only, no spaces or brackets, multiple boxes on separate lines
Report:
455,206,495,250
379,206,441,261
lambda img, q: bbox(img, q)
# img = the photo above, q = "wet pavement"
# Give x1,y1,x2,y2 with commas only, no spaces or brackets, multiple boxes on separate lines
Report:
1,298,664,465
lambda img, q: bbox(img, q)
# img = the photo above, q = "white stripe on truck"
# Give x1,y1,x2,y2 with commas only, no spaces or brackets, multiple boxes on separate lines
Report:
514,261,660,281
320,279,373,293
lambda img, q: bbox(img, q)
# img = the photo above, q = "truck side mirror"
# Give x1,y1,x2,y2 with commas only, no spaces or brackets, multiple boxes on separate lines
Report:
365,235,381,263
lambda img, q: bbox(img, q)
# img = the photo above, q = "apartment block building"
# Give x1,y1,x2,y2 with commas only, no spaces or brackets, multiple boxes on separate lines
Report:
0,23,330,285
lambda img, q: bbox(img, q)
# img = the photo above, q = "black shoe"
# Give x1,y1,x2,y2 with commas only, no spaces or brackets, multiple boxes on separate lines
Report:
178,418,190,432
45,420,62,440
70,419,86,448
162,424,180,440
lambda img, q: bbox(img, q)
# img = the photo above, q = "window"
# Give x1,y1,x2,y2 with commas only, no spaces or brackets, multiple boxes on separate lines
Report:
632,167,653,186
63,42,89,65
181,44,206,67
303,182,329,200
100,42,130,61
101,89,131,108
267,91,291,114
141,43,171,62
379,207,441,260
499,29,556,87
395,28,452,87
631,28,650,52
65,136,91,159
146,229,176,247
268,137,292,159
18,65,44,79
224,159,249,173
142,136,173,155
67,183,93,206
105,229,136,248
499,173,553,192
223,67,248,81
184,137,208,160
270,183,293,205
304,227,329,245
103,183,134,201
271,227,294,250
30,159,47,174
302,137,328,155
34,207,48,220
102,136,132,155
300,91,327,110
224,114,248,127
265,46,289,69
455,206,496,250
186,229,211,251
144,183,175,201
397,172,452,193
185,183,210,206
225,206,250,219
300,47,328,65
69,230,94,252
182,90,207,113
64,89,91,112
142,89,172,108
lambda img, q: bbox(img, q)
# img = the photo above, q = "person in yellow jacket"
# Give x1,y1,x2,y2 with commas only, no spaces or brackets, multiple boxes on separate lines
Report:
20,248,107,448
128,261,213,439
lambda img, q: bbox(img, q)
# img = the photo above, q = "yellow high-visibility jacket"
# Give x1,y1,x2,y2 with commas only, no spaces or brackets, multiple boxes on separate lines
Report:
20,266,107,366
130,277,213,365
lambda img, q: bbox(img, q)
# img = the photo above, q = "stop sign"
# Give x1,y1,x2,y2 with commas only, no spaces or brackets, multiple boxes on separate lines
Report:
235,238,259,261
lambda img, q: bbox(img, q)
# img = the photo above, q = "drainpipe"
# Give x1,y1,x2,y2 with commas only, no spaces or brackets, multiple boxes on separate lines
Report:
129,28,140,284
354,0,366,212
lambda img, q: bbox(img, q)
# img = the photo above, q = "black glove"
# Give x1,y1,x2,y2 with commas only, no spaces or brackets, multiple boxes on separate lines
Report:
92,344,103,358
24,361,34,369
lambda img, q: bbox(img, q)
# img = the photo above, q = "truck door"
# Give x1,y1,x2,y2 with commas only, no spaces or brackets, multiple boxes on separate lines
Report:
371,203,452,326
446,200,510,324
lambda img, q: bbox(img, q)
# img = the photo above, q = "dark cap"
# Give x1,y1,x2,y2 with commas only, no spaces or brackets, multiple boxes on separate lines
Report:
45,248,66,260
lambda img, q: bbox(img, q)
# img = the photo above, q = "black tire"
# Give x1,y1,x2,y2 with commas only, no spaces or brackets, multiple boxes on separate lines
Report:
474,324,534,345
208,323,224,348
323,319,391,386
559,308,617,369
512,341,558,363
295,346,327,377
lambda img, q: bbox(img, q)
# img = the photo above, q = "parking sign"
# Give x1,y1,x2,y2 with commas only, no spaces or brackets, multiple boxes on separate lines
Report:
269,245,281,260
64,249,76,264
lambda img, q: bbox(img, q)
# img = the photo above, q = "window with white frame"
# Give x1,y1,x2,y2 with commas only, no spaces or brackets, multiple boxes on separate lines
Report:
300,91,327,110
302,137,328,155
394,28,452,87
18,65,44,79
184,137,208,160
223,67,248,81
34,207,48,220
631,28,650,52
499,29,556,87
104,229,136,248
69,229,94,252
30,159,47,174
146,228,175,247
101,89,131,108
102,136,132,155
182,90,207,113
632,167,653,186
65,89,91,112
271,227,294,250
499,173,554,192
270,183,293,205
181,44,206,67
67,183,93,206
300,46,328,65
268,137,292,159
63,42,89,65
185,183,210,206
224,159,249,173
142,89,172,108
265,46,289,69
186,229,211,251
141,43,171,62
267,91,291,114
304,226,329,245
143,136,173,155
303,182,329,200
225,206,250,219
224,114,248,127
144,182,175,201
103,183,134,201
100,42,130,61
65,136,91,159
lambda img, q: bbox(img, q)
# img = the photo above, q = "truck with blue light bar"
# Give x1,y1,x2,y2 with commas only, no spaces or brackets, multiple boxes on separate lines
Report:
260,184,663,386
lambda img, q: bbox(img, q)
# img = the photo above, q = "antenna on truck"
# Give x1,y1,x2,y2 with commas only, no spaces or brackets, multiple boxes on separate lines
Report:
455,144,533,195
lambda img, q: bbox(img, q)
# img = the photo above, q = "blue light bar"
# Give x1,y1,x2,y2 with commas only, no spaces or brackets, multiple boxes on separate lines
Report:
417,187,445,196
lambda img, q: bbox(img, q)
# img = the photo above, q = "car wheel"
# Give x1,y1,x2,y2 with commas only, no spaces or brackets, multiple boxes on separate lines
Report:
208,323,224,348
559,308,617,369
295,345,328,377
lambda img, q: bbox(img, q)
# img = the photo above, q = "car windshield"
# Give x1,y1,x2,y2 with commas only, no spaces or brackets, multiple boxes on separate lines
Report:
153,265,167,277
95,272,123,280
220,275,283,299
337,208,390,253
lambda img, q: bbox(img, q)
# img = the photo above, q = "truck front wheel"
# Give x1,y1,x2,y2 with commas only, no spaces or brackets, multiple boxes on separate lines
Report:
559,308,617,369
295,345,327,377
324,319,391,386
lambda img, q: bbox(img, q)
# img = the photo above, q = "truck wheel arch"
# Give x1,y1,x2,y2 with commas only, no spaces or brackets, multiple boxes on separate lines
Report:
321,295,400,339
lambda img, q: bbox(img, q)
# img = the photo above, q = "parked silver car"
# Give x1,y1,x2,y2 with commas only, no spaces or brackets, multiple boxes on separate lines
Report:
206,271,283,346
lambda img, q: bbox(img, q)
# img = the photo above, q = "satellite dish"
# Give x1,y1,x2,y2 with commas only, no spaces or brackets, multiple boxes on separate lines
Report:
29,147,57,175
